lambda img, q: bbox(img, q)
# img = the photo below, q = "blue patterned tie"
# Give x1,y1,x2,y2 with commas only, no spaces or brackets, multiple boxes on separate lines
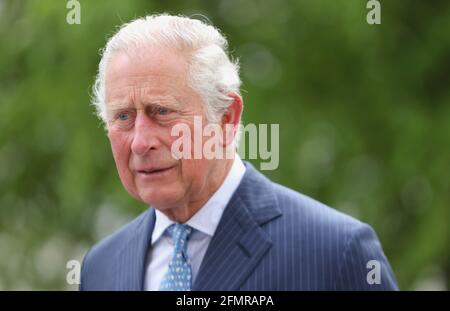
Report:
159,224,193,291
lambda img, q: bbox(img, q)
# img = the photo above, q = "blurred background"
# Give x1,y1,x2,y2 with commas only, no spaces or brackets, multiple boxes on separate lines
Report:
0,0,449,290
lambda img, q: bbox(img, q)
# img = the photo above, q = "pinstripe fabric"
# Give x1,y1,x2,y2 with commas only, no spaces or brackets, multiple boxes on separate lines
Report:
80,162,398,291
80,209,155,290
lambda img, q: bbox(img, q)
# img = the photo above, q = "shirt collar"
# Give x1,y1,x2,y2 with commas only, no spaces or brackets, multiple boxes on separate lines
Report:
151,155,246,245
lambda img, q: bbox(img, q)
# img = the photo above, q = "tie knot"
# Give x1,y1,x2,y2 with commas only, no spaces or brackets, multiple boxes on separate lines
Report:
168,224,192,247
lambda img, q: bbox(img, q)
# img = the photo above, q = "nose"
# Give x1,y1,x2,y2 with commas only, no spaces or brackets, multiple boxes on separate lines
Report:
130,110,162,156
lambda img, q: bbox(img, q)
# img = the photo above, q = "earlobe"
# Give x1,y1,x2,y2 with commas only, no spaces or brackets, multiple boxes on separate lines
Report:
221,121,236,148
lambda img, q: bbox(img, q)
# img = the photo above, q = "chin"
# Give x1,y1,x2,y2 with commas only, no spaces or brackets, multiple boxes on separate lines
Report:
138,189,182,208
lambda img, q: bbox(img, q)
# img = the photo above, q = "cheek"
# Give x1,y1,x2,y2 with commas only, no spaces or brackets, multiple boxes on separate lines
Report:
109,131,132,171
179,158,210,188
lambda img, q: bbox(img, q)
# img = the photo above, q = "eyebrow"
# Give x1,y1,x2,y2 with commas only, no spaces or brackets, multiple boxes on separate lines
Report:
106,99,183,112
106,101,130,112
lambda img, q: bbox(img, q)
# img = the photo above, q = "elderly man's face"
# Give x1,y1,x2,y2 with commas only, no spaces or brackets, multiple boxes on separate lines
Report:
104,47,226,218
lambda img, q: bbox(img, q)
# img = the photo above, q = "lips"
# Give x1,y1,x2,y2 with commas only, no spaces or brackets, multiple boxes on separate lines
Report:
136,166,174,175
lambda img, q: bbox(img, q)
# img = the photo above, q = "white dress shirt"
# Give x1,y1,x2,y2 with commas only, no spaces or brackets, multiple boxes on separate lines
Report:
144,155,246,291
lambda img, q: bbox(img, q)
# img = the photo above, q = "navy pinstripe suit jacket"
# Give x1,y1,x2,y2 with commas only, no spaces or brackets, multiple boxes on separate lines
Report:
80,162,398,290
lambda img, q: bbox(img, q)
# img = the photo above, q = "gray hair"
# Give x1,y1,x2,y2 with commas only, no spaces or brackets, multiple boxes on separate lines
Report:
91,14,242,143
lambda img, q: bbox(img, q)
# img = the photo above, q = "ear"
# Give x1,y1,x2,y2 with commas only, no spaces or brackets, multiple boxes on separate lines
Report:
220,92,243,147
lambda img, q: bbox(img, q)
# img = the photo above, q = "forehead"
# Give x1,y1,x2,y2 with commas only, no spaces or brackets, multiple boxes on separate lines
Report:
104,46,194,106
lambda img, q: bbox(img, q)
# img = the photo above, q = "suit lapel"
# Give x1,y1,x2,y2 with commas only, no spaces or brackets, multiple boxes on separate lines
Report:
193,162,282,290
113,208,155,290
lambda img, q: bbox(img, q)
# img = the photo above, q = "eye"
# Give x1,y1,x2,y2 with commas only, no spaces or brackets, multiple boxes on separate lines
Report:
157,107,170,115
118,112,129,121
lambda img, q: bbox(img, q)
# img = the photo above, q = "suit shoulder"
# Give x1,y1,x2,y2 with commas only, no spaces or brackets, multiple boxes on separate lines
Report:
267,182,397,290
270,181,367,234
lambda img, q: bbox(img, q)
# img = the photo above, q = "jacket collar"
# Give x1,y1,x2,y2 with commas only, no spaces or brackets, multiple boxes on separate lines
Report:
193,162,282,290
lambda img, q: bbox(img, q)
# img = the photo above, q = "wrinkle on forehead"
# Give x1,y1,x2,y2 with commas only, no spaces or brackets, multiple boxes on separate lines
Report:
104,47,196,110
105,46,189,84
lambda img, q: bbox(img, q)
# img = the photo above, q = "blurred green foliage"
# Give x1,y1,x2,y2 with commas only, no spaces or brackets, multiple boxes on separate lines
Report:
0,0,449,290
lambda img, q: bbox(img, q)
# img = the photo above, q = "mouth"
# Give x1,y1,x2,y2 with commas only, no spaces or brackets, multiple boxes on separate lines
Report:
135,166,175,178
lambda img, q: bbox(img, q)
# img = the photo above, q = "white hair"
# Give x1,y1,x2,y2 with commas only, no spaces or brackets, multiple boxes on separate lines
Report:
91,14,242,144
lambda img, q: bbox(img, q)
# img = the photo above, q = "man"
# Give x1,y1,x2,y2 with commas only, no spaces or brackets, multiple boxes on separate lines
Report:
80,14,398,291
